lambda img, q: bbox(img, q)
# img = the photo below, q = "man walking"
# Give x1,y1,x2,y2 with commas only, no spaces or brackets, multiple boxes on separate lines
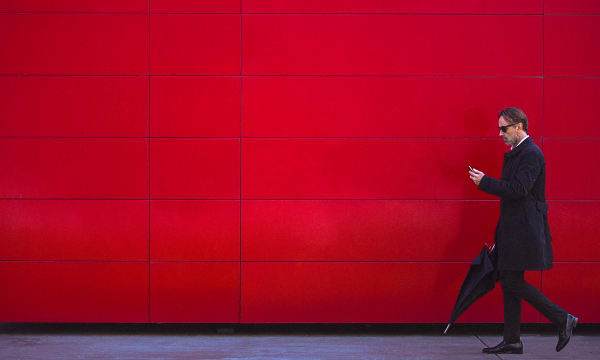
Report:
469,107,577,354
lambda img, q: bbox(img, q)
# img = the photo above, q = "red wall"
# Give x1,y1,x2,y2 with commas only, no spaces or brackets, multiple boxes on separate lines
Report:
1,1,599,323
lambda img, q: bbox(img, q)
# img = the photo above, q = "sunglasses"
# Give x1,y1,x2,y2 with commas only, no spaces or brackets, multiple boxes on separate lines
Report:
498,122,521,133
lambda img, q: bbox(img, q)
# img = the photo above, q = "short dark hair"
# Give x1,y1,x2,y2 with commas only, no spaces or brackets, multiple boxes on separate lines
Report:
499,107,528,132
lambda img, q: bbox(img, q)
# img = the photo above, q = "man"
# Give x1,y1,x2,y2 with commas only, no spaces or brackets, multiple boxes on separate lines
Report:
469,107,577,354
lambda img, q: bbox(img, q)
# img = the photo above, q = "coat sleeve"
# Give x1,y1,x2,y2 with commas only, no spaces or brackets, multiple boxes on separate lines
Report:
478,150,543,199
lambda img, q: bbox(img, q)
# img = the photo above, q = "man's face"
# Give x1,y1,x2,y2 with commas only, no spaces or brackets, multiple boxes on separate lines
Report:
498,116,520,147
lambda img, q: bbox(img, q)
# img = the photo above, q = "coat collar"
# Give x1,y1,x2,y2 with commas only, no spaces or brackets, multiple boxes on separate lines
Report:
504,136,532,159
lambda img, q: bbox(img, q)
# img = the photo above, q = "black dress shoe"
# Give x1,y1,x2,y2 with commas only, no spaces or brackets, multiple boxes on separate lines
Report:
556,313,578,352
482,340,523,354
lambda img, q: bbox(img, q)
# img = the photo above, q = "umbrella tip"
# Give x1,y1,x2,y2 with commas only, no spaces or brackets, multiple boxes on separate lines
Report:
443,323,451,335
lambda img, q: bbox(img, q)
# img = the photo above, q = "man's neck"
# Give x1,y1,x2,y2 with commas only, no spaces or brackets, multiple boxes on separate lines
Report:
511,133,529,150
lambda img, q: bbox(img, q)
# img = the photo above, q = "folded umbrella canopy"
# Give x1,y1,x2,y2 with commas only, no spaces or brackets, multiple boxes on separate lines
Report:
443,244,498,335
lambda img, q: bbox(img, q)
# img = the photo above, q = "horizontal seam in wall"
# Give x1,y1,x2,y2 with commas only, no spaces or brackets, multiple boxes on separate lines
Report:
2,199,600,202
0,74,553,78
2,137,600,141
241,260,600,263
539,138,600,140
3,75,600,78
3,260,597,264
546,200,600,202
155,260,483,263
0,12,151,15
0,260,479,263
0,260,151,263
0,12,547,15
3,12,599,16
241,261,475,263
0,198,501,201
0,260,239,263
0,198,152,201
161,13,543,16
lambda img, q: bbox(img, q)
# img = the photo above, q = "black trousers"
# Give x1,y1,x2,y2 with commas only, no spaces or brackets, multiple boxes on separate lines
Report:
500,270,567,343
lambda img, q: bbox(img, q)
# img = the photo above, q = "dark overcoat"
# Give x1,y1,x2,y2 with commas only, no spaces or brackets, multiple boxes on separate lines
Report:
478,137,553,271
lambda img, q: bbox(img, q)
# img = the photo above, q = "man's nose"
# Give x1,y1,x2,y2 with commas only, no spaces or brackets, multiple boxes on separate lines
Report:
499,129,503,136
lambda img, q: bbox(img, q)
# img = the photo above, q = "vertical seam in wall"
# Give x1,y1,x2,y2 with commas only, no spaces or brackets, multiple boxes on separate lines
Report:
542,2,545,145
538,271,544,326
540,1,545,327
239,1,243,324
147,0,151,323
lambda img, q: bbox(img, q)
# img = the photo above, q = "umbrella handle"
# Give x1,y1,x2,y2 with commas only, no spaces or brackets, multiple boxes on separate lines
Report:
443,323,451,335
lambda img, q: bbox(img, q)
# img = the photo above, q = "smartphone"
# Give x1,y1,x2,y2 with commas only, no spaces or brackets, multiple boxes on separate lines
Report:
468,165,474,172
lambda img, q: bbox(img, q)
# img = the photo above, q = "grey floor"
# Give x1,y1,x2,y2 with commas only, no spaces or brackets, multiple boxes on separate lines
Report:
1,324,598,360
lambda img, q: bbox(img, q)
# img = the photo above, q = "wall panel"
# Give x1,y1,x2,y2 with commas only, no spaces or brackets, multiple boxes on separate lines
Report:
242,15,542,75
0,200,148,261
243,77,541,138
545,16,600,76
545,0,600,14
150,76,240,137
0,139,148,199
243,0,542,14
0,262,148,322
0,0,148,12
151,200,239,261
0,76,148,137
151,0,240,13
544,77,600,138
150,14,240,75
0,14,148,75
150,139,240,199
548,201,600,261
543,263,600,323
242,262,539,323
150,262,239,322
242,139,506,199
242,200,498,261
545,140,600,200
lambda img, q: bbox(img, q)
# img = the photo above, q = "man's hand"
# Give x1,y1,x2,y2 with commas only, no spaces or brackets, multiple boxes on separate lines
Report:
469,168,485,186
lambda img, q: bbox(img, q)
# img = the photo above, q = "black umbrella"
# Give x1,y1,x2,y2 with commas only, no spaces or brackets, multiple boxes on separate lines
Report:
443,244,498,335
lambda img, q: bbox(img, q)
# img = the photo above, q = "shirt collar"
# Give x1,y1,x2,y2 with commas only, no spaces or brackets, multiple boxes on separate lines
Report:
511,134,530,150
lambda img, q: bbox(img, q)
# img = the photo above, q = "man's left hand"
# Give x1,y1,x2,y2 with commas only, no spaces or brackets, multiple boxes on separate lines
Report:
469,169,485,186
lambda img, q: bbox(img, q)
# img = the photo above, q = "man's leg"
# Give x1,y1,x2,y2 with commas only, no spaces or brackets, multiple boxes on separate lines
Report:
501,270,567,329
500,271,523,343
482,271,524,354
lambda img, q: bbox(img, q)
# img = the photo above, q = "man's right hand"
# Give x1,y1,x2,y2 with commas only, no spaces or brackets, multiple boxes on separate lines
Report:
469,168,485,186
